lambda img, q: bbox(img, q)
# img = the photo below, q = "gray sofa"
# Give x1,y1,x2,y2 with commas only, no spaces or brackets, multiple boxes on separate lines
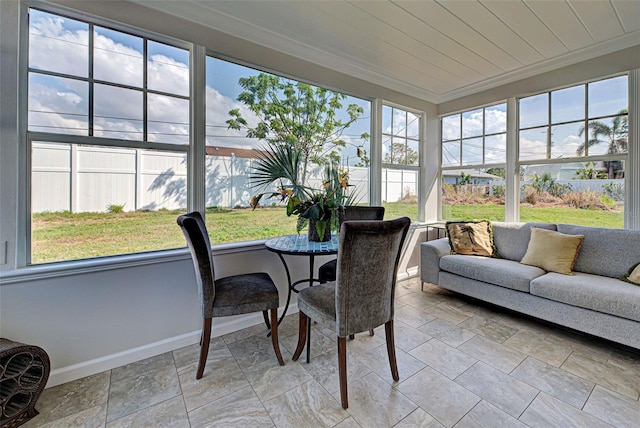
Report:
420,222,640,350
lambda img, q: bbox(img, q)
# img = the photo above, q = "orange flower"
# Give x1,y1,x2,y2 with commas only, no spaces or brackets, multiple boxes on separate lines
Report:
338,170,349,189
279,188,294,201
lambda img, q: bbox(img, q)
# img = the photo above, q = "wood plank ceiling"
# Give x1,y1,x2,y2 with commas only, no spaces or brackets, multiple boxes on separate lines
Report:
133,0,640,103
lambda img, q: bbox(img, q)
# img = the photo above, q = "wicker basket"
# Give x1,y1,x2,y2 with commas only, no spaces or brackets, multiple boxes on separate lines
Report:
0,339,50,428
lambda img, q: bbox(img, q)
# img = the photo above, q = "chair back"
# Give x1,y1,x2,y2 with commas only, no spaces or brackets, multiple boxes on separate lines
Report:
177,212,215,318
335,217,411,337
338,206,385,224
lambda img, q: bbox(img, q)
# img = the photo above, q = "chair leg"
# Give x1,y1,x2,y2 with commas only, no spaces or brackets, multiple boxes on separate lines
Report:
369,329,375,336
292,311,308,361
262,310,271,330
385,320,399,382
338,336,348,409
269,309,285,366
196,318,212,380
349,334,355,340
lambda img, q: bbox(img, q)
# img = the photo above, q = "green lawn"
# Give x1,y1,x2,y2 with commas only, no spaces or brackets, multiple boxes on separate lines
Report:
443,204,624,228
31,203,623,264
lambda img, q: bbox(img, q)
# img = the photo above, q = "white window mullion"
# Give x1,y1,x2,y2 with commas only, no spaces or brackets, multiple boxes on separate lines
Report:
505,97,519,222
190,45,206,215
423,110,439,223
417,111,427,222
15,3,30,268
626,69,640,230
370,99,383,206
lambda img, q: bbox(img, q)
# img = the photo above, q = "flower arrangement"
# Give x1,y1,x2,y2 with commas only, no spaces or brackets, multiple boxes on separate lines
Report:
249,145,352,240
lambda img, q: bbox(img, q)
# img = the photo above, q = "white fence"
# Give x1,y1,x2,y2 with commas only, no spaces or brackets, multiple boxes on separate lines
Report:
32,144,417,213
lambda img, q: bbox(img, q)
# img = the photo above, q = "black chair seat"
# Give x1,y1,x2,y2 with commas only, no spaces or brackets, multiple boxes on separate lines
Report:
213,273,280,317
318,260,337,284
297,282,336,328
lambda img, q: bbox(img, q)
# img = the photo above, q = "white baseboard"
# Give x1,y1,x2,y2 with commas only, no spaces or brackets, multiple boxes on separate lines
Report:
398,268,419,281
47,305,298,388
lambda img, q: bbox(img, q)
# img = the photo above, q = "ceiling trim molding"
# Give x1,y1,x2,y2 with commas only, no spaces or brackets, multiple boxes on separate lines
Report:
441,30,640,103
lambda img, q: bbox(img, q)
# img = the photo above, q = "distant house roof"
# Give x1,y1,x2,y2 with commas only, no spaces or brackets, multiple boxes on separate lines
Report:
443,169,501,180
205,146,269,159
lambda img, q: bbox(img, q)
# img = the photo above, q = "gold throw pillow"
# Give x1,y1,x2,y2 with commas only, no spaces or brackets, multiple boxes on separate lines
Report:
620,263,640,286
446,220,495,257
520,227,584,275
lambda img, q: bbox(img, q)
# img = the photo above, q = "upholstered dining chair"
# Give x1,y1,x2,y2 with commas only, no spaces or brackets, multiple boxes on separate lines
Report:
292,216,411,409
318,205,385,339
177,212,284,379
318,205,385,284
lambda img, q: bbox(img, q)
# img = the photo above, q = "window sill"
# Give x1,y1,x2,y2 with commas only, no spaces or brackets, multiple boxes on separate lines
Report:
0,239,269,285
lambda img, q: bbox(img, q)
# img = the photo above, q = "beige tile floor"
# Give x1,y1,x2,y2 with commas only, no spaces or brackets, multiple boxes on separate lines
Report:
23,278,640,427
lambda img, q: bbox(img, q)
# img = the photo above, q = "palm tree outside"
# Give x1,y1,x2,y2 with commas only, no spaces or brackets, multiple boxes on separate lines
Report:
576,109,628,178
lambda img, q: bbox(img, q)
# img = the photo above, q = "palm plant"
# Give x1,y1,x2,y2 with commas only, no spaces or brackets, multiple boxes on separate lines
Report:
249,145,352,238
249,144,308,201
576,109,628,178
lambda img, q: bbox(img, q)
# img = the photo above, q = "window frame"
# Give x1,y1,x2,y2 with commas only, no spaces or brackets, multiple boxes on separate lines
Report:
380,101,424,221
517,75,629,166
14,2,378,271
441,101,508,170
21,4,194,267
439,73,634,226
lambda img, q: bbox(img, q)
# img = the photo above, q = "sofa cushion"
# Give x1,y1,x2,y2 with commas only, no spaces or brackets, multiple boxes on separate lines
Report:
446,220,496,257
492,222,557,261
520,228,584,275
557,225,640,278
440,254,546,292
530,272,640,322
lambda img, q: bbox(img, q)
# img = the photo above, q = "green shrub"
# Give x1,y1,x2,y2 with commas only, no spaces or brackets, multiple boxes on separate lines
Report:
600,194,616,208
492,185,505,198
603,182,624,201
107,203,125,213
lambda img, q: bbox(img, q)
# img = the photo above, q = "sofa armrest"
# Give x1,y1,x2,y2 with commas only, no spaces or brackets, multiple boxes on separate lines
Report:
420,238,450,285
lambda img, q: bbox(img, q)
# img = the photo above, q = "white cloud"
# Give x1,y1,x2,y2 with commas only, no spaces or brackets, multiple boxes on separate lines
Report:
29,81,87,135
485,108,506,134
462,110,483,137
94,32,143,87
551,134,581,158
29,14,88,77
205,86,263,149
519,137,547,160
147,53,189,96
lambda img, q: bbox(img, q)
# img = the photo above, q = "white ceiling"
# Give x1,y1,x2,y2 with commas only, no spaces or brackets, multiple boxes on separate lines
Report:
134,0,640,104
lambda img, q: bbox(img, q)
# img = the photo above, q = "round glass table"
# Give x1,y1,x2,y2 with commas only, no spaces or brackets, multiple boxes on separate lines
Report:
265,234,339,362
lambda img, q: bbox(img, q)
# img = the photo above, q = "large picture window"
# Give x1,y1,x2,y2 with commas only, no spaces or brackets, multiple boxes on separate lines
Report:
440,103,507,221
28,8,190,264
381,104,421,221
25,6,373,265
203,56,371,244
518,75,628,163
518,76,627,229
